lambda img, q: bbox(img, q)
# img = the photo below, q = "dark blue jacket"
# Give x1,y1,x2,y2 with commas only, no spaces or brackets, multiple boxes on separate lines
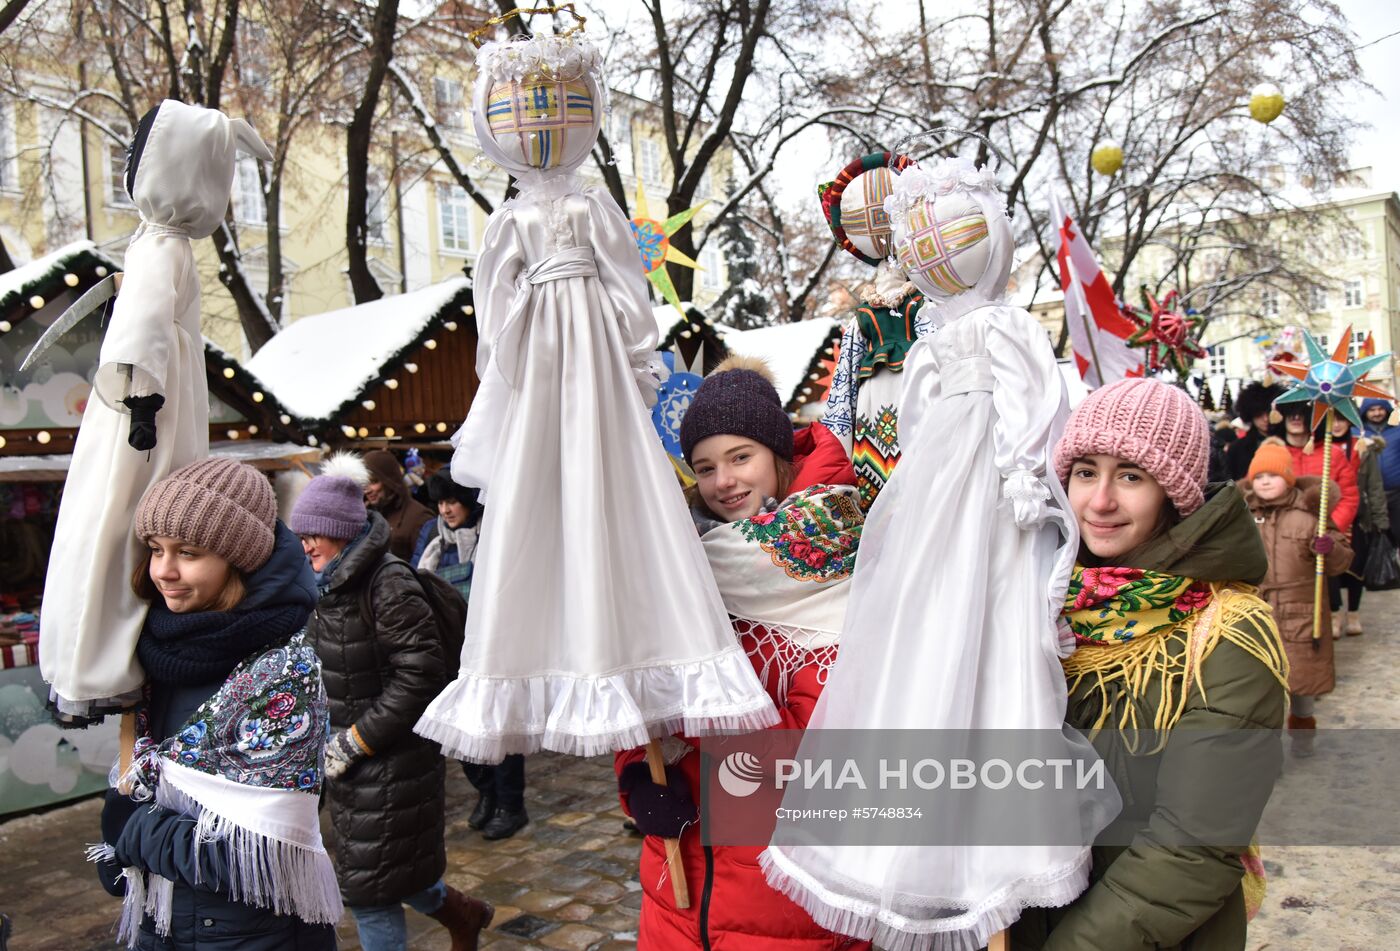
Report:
98,523,335,950
1360,399,1400,489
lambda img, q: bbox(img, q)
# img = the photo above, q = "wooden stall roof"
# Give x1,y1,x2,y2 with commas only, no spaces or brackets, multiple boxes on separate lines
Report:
246,279,478,446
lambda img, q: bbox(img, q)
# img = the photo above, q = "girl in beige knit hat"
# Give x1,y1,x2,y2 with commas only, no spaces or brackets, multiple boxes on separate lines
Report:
92,457,341,950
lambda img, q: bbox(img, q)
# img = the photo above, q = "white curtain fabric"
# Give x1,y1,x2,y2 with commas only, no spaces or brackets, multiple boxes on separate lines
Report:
40,101,269,718
417,180,776,763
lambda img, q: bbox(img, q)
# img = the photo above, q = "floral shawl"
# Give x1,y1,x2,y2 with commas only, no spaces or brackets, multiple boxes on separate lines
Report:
96,632,341,946
701,485,863,700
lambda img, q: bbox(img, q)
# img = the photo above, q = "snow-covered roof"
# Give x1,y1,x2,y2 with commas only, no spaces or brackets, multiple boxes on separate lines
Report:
0,440,319,480
0,240,118,315
718,317,842,407
652,301,724,342
246,279,471,423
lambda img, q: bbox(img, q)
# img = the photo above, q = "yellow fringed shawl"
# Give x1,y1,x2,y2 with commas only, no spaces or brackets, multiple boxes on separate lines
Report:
1061,582,1289,748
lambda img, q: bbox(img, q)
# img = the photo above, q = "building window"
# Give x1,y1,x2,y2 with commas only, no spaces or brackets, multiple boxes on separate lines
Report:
434,77,463,129
607,110,632,169
1343,229,1367,259
1260,285,1279,316
639,138,662,184
1344,278,1364,309
1308,285,1328,312
235,156,266,225
1207,345,1227,376
366,169,388,244
698,241,722,292
1350,328,1368,361
108,127,136,207
238,23,269,87
0,101,14,191
1316,333,1330,355
438,184,471,253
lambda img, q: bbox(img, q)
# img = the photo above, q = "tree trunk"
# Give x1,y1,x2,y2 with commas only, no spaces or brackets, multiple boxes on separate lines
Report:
0,233,14,273
265,172,285,323
212,221,279,353
345,0,398,304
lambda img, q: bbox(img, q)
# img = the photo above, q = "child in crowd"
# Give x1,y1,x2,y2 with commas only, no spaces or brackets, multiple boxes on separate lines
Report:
1243,438,1352,755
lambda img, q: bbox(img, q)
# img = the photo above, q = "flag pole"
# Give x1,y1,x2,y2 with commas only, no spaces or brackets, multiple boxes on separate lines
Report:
1312,408,1334,651
1064,250,1107,387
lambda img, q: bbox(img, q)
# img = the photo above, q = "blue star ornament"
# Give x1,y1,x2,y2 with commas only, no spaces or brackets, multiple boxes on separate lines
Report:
1269,324,1394,430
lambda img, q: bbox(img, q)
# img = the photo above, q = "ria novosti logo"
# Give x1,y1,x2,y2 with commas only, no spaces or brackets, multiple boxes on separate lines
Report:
717,751,765,798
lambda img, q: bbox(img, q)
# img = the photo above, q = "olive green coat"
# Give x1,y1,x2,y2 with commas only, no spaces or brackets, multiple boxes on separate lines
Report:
1011,484,1288,951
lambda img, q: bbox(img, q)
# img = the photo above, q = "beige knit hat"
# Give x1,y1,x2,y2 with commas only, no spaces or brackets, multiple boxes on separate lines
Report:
135,458,277,572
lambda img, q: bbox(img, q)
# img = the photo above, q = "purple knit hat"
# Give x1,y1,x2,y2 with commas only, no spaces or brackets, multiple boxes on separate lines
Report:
289,476,367,540
1053,378,1210,516
135,458,277,572
680,357,794,464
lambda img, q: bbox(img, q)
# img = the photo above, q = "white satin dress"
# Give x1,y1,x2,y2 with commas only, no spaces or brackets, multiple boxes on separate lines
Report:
762,300,1119,951
416,177,777,762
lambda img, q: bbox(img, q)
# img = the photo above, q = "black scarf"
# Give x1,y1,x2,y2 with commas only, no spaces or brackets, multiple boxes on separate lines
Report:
136,602,305,686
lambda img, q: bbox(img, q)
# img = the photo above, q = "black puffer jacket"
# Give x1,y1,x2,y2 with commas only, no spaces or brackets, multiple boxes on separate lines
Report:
304,512,447,907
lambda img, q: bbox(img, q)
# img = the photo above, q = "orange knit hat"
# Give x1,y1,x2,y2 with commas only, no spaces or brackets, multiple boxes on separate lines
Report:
1247,438,1295,486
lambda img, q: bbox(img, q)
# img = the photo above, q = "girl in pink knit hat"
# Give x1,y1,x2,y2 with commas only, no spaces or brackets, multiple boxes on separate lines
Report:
1014,377,1290,949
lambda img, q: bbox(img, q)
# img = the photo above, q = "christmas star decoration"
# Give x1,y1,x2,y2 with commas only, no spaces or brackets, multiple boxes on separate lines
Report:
1269,324,1395,430
630,183,707,316
1121,288,1208,377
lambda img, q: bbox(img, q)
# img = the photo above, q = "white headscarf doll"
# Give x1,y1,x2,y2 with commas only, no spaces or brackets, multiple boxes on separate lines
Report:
415,28,776,762
761,153,1119,950
40,101,272,723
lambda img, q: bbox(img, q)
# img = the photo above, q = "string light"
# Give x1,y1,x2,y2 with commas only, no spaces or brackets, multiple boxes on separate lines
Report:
63,273,79,287
444,321,458,331
414,423,427,434
0,435,6,449
357,427,369,438
384,379,399,389
96,266,108,277
405,363,419,373
362,399,376,411
248,424,259,435
227,429,240,439
279,414,291,425
342,425,357,438
252,391,264,402
423,339,437,350
0,321,10,333
463,305,474,315
308,434,319,446
384,426,396,438
29,295,44,309
36,430,51,444
222,367,236,379
435,422,447,433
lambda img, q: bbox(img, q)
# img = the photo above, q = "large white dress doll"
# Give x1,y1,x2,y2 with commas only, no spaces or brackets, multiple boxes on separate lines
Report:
761,157,1118,950
40,101,272,722
415,31,777,763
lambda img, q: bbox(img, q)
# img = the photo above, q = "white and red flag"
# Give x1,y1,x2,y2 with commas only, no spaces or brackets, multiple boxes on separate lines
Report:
1050,192,1143,388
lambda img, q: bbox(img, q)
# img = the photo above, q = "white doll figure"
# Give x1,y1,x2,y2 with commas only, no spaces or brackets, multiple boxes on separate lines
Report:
761,157,1118,950
818,151,925,509
40,101,272,723
415,32,776,763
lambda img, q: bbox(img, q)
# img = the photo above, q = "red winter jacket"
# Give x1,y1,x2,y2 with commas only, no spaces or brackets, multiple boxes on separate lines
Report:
1287,441,1359,534
615,424,869,951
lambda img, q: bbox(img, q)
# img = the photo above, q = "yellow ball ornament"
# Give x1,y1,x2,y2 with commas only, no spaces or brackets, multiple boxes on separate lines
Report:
1249,83,1284,124
1091,142,1123,177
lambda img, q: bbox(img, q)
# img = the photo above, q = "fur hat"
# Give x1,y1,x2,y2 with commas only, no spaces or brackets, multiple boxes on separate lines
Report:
679,355,794,464
1235,382,1285,423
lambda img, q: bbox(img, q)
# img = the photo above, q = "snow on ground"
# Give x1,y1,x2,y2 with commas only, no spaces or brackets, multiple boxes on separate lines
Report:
246,279,469,421
718,317,841,405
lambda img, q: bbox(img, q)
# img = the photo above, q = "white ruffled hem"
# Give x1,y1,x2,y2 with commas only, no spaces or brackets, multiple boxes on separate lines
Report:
414,645,779,762
759,846,1090,951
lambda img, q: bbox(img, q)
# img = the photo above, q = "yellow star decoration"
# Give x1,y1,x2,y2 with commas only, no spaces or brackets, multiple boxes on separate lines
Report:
630,183,707,316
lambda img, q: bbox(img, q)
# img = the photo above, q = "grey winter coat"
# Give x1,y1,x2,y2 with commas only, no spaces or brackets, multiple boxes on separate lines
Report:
304,512,448,907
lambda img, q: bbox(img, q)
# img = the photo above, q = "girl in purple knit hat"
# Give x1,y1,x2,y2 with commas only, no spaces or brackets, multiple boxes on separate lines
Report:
1013,377,1290,950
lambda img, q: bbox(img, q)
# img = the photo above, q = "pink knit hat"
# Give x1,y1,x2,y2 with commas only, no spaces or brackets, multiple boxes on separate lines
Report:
1053,378,1210,516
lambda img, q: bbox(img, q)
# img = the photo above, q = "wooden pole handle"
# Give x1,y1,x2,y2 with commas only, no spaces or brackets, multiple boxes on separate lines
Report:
117,711,136,795
645,739,691,909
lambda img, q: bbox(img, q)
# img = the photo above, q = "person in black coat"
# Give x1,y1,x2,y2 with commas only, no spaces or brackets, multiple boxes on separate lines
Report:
291,464,492,951
1223,381,1285,481
96,458,338,951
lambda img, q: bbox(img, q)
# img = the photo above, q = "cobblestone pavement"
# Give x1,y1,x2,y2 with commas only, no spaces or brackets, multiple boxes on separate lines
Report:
4,591,1398,950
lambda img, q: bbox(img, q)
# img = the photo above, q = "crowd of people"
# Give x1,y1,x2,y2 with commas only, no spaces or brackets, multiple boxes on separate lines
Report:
86,366,1392,950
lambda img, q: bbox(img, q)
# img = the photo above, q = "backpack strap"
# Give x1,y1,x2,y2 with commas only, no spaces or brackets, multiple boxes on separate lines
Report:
356,552,403,626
